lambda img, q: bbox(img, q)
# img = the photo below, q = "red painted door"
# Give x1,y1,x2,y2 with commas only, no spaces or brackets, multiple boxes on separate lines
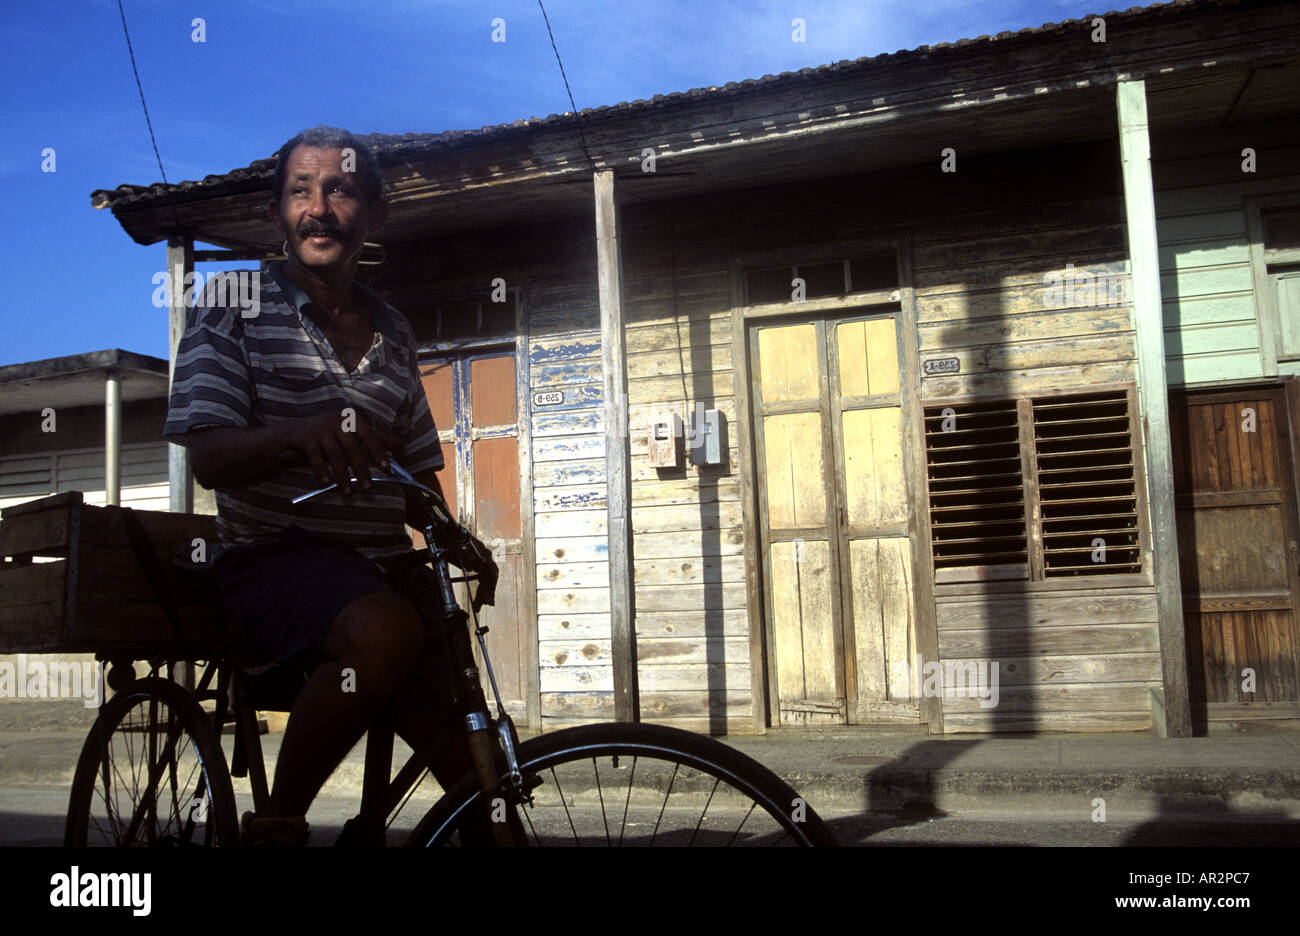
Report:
419,349,526,717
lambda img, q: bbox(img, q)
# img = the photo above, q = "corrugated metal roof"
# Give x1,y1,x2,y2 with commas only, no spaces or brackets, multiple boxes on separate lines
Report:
87,0,1235,211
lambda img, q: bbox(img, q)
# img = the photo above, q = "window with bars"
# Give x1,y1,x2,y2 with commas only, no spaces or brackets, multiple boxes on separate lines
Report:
924,388,1142,584
744,254,898,304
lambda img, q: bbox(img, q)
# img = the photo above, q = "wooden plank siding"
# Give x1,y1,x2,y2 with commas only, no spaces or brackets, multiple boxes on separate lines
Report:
902,143,1164,731
621,210,754,734
529,286,613,725
1149,120,1300,386
913,227,1137,402
363,116,1296,735
936,590,1161,732
370,218,613,729
375,208,757,731
498,279,591,718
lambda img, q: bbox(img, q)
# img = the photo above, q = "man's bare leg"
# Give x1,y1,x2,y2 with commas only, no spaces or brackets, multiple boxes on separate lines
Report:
265,591,423,818
395,709,471,788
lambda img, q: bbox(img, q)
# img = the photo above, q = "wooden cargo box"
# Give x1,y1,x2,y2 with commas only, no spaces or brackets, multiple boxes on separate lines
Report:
0,491,223,655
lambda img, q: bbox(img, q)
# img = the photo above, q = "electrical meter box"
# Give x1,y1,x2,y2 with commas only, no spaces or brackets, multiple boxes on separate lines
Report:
689,408,725,466
648,413,683,468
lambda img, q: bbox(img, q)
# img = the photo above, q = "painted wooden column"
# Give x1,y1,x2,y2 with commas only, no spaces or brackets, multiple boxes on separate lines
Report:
595,169,638,722
1117,79,1191,738
166,235,194,513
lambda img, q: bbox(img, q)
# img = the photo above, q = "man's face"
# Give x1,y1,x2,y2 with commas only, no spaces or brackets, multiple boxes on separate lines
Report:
268,145,387,278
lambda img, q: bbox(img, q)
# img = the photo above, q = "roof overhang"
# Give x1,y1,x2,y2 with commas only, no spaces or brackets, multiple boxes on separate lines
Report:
0,350,170,416
92,0,1299,251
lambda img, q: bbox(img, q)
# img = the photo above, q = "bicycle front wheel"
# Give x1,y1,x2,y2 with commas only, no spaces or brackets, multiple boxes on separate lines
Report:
406,722,836,847
65,676,239,846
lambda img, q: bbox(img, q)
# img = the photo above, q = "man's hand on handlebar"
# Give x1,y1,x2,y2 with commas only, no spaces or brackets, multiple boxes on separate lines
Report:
284,410,402,494
290,455,498,610
455,531,499,612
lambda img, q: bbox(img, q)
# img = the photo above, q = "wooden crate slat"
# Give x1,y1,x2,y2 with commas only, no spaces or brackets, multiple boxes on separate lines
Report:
0,561,69,652
0,496,224,655
0,490,83,520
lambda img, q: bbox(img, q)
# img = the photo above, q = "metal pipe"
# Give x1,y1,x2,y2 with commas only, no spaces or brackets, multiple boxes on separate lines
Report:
167,236,194,513
105,367,121,506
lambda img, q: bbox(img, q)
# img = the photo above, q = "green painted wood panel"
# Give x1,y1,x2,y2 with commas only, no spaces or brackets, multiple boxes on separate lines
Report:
1156,210,1247,241
1163,294,1257,329
1160,265,1255,300
1158,240,1250,273
1163,322,1259,357
1155,187,1268,385
1168,350,1263,386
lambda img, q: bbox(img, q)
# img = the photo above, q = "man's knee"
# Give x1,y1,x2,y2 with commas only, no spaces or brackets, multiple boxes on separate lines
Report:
322,591,424,691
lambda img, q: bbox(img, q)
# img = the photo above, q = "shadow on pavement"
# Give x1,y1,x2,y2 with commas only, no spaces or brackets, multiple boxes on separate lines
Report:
1119,794,1300,846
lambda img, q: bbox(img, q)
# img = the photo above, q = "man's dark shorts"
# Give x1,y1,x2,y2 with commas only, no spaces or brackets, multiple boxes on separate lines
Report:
213,526,455,716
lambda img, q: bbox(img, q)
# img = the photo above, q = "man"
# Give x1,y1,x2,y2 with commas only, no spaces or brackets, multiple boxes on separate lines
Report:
165,126,487,845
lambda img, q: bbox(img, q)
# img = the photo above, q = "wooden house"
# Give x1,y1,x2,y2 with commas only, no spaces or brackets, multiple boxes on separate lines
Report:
92,0,1300,737
0,350,182,513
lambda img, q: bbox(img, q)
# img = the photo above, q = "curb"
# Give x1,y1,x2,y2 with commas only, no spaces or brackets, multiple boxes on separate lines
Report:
5,729,1300,823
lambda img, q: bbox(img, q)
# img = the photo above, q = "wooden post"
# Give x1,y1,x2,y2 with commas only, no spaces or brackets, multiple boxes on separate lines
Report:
1117,80,1192,737
897,236,944,734
595,170,638,722
166,236,194,514
104,367,121,506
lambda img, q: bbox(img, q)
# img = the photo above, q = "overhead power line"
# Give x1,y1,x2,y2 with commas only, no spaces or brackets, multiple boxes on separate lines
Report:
536,0,595,172
117,0,168,185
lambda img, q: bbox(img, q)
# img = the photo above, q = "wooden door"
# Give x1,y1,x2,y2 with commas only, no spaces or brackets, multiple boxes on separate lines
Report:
419,350,527,717
750,312,916,726
1171,387,1300,722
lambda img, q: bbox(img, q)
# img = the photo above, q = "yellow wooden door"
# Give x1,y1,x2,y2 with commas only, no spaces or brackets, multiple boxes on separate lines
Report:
751,313,915,725
832,317,917,723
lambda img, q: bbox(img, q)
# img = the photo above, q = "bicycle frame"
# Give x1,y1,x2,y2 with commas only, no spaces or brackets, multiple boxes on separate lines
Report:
69,461,834,847
287,459,525,846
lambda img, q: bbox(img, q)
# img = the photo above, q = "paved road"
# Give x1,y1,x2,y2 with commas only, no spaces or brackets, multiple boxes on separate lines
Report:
6,786,1298,846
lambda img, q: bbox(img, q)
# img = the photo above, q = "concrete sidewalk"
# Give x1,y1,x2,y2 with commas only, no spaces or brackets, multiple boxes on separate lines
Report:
3,723,1299,822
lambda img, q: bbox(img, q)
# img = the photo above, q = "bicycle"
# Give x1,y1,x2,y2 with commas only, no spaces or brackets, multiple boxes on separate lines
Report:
63,460,837,847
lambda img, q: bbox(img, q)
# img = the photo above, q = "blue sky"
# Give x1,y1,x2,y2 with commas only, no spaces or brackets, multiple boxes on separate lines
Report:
0,0,1138,366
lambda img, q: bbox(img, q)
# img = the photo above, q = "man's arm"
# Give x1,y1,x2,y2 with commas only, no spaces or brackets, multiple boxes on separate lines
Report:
190,412,401,493
411,467,446,502
188,423,294,489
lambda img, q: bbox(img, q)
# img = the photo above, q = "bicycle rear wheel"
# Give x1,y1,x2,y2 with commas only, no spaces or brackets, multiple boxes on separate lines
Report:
65,676,239,846
405,722,836,847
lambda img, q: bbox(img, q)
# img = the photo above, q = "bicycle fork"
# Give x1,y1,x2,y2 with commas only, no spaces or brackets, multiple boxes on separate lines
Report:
430,549,527,847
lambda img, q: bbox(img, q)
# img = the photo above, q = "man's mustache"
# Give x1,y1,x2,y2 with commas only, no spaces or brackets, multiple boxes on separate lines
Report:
299,222,344,238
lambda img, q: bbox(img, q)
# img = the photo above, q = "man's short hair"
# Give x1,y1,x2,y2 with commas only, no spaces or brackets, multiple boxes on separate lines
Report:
271,126,384,205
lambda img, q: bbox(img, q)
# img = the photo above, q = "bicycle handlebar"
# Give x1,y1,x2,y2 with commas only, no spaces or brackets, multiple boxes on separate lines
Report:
288,457,499,609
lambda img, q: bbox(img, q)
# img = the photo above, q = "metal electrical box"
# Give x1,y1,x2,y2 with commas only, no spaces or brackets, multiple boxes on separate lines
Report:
689,408,725,466
648,413,683,468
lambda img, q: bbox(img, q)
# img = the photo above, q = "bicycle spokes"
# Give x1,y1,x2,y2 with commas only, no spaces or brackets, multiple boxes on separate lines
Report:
83,695,219,846
471,755,806,847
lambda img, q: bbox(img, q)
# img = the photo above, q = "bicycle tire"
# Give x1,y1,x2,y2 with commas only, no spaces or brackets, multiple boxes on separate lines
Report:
65,676,240,847
405,722,837,847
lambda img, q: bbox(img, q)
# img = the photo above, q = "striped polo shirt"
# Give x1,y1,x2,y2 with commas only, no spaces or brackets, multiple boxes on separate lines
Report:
164,260,443,558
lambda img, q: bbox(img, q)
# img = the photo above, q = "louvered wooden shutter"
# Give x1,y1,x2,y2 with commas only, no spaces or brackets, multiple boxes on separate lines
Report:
1032,389,1140,576
923,400,1028,583
925,388,1142,582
